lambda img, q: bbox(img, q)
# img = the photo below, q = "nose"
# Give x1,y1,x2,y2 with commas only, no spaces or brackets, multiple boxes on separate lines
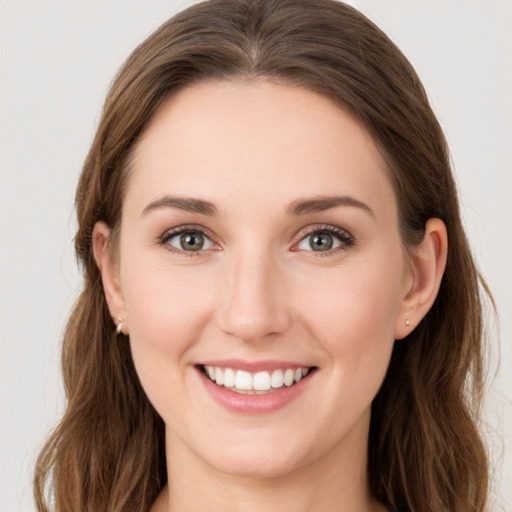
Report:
215,247,290,343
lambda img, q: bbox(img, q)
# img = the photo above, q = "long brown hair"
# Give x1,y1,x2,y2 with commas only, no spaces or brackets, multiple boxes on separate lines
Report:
34,1,490,510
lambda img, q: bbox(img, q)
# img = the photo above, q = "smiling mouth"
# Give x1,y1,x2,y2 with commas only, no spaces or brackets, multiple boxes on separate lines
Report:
200,365,316,395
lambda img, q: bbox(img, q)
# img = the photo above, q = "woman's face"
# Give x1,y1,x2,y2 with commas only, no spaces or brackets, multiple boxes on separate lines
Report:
111,81,414,477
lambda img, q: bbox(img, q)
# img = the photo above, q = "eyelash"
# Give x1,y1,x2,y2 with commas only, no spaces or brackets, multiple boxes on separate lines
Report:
294,224,356,256
158,225,217,257
158,224,356,257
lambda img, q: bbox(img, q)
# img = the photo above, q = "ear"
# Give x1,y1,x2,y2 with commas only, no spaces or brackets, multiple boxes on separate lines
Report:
395,218,448,340
92,222,128,333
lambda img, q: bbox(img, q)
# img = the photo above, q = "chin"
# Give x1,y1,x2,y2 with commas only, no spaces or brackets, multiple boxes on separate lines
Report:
208,451,304,480
194,432,321,480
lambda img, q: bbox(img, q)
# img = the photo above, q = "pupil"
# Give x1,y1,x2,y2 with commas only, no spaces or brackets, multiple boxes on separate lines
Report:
311,233,333,251
181,232,203,251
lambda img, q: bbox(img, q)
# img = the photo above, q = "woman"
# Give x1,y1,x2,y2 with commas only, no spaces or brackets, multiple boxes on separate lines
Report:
34,0,491,510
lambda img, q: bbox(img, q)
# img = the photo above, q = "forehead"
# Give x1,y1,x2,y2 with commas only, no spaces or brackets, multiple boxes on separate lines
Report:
126,80,397,222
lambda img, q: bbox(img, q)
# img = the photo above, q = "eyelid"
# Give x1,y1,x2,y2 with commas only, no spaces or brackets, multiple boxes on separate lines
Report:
157,223,355,256
291,224,355,254
158,224,220,256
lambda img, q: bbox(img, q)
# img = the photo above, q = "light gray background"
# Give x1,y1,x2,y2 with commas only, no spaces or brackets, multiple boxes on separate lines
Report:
1,1,511,510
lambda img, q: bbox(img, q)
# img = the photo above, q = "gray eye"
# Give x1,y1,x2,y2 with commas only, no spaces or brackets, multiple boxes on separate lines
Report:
180,232,204,251
309,233,333,251
167,231,213,251
297,231,342,252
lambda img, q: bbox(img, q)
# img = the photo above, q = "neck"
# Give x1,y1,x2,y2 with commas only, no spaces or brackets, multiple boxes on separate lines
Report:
152,412,387,512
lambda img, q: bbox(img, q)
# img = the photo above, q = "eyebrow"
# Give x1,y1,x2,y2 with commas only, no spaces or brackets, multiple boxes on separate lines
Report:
285,195,374,217
142,196,218,217
141,194,374,218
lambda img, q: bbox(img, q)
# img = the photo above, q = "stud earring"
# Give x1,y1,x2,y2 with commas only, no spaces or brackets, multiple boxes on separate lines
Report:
114,316,124,335
405,319,411,327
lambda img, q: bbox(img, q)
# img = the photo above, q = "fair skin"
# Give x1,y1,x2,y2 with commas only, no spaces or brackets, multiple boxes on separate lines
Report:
94,81,447,511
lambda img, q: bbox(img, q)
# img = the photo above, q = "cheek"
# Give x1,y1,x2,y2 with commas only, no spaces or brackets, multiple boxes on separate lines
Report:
294,256,405,386
300,259,402,330
122,245,216,337
125,274,201,347
119,254,217,406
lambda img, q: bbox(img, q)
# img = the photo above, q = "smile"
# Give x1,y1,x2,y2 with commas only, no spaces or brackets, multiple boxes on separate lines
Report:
202,365,312,395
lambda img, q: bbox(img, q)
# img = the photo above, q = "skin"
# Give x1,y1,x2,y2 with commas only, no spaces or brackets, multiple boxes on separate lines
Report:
94,81,447,511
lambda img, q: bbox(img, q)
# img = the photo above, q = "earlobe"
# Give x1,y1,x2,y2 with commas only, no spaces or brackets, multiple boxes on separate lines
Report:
92,222,127,331
395,218,448,340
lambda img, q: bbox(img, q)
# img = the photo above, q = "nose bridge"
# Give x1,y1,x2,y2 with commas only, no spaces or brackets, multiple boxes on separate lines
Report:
217,242,289,342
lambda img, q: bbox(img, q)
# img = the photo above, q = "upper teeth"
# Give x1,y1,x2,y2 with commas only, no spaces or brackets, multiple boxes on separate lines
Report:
203,365,310,393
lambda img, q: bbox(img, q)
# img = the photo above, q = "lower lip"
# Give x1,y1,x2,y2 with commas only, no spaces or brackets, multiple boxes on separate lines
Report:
198,368,314,414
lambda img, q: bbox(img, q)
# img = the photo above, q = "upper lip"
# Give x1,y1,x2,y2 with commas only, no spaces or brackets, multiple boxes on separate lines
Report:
196,359,314,372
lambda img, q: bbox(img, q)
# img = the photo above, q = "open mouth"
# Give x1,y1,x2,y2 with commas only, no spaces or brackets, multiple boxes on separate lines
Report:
199,364,317,395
